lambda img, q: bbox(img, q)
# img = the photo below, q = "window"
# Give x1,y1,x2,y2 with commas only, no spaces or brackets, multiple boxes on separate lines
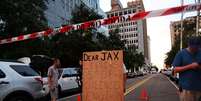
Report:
0,69,5,78
119,12,122,16
10,65,39,77
115,13,118,16
133,9,136,13
128,10,131,14
107,15,110,18
111,13,114,17
124,11,127,15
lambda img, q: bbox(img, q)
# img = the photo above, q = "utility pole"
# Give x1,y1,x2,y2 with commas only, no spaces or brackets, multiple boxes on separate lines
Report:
180,0,184,50
196,0,200,36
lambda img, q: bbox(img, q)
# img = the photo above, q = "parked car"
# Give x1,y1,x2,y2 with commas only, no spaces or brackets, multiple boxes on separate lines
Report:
142,70,148,75
127,72,137,78
150,68,157,74
162,69,172,77
0,60,45,101
43,67,80,96
136,71,144,76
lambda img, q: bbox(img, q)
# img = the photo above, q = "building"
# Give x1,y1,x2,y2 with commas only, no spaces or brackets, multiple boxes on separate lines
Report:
45,0,105,28
170,16,201,46
106,0,150,63
147,36,151,64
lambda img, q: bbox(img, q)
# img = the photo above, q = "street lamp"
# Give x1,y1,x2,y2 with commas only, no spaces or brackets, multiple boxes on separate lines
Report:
180,0,184,50
196,0,200,36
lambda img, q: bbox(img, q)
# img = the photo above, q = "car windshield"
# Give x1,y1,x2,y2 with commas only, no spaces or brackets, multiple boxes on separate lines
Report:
10,65,39,76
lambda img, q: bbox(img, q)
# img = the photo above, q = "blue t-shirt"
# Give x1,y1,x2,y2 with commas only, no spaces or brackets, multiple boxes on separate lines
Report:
172,49,201,91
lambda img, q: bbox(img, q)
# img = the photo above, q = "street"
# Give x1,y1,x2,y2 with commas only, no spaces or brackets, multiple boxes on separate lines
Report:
58,74,180,101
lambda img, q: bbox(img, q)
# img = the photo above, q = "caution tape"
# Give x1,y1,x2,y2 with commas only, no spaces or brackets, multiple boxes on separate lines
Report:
0,3,201,45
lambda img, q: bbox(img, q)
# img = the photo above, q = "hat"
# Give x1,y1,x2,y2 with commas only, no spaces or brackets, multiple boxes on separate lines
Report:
188,36,201,48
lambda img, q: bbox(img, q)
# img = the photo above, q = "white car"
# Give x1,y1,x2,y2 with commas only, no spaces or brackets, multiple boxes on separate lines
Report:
43,68,79,96
0,60,45,101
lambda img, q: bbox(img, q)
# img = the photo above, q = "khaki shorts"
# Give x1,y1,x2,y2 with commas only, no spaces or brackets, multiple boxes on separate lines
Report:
180,89,201,101
50,87,58,99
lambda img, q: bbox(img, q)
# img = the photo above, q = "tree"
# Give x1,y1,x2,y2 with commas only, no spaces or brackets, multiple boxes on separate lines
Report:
46,4,105,67
0,0,48,59
164,18,197,66
124,48,145,72
0,0,48,38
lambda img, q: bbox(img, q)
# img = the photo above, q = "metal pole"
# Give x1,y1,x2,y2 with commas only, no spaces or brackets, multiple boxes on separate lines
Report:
180,0,184,50
196,0,200,36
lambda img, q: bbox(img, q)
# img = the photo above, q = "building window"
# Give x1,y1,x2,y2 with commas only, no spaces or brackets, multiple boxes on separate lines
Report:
115,13,118,16
119,12,122,16
128,10,131,14
133,9,136,13
111,13,114,17
124,10,128,15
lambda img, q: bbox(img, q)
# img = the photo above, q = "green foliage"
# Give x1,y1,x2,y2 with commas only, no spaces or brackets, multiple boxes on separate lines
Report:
0,2,145,72
124,49,145,72
0,0,48,60
164,18,198,66
0,0,48,38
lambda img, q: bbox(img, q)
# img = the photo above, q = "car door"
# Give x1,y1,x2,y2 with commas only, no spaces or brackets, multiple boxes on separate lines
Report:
69,69,79,89
60,69,75,91
0,69,10,100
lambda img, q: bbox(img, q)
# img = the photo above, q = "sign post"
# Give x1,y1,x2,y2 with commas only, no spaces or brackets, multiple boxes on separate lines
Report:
82,50,124,101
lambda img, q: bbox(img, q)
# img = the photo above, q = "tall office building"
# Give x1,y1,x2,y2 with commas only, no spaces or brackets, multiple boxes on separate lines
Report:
170,16,201,46
45,0,105,28
106,0,150,63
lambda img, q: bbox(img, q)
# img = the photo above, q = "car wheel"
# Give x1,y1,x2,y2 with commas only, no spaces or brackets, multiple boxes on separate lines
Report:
6,94,31,101
58,86,62,98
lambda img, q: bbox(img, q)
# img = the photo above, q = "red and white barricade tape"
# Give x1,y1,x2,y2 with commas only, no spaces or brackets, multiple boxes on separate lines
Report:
0,3,200,45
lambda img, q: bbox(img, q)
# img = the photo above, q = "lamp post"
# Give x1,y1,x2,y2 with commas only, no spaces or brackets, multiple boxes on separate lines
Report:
196,0,200,36
180,0,184,50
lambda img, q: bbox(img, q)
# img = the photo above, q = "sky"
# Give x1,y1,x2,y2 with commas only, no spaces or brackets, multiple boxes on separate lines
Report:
99,0,197,69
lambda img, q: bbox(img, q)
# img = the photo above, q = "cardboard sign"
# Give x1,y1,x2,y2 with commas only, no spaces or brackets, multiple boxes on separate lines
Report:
82,50,124,101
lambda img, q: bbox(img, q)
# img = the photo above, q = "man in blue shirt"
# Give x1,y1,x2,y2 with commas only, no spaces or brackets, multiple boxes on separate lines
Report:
172,37,201,101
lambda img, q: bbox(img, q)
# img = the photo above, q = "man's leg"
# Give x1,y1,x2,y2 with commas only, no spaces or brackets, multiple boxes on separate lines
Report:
50,88,58,101
180,90,194,101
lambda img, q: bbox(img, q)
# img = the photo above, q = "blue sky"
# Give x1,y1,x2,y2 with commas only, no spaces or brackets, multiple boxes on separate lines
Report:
100,0,197,69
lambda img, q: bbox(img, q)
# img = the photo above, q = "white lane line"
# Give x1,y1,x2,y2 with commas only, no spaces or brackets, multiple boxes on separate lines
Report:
58,75,155,100
124,75,155,96
166,76,179,90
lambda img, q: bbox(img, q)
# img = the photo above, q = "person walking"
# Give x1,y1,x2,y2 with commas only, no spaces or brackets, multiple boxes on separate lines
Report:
172,37,201,101
48,58,61,101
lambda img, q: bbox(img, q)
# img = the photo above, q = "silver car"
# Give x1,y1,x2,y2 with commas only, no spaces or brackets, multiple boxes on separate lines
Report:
0,61,45,101
43,68,79,96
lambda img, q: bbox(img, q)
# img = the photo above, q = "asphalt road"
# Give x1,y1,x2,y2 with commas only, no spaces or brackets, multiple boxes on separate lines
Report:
125,74,179,101
58,74,180,101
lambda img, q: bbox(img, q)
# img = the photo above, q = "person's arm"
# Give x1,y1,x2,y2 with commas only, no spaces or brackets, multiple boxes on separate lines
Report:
174,62,199,74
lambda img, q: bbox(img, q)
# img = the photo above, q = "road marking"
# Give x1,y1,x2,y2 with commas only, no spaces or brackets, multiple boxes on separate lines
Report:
124,75,154,96
58,75,154,101
166,76,179,90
